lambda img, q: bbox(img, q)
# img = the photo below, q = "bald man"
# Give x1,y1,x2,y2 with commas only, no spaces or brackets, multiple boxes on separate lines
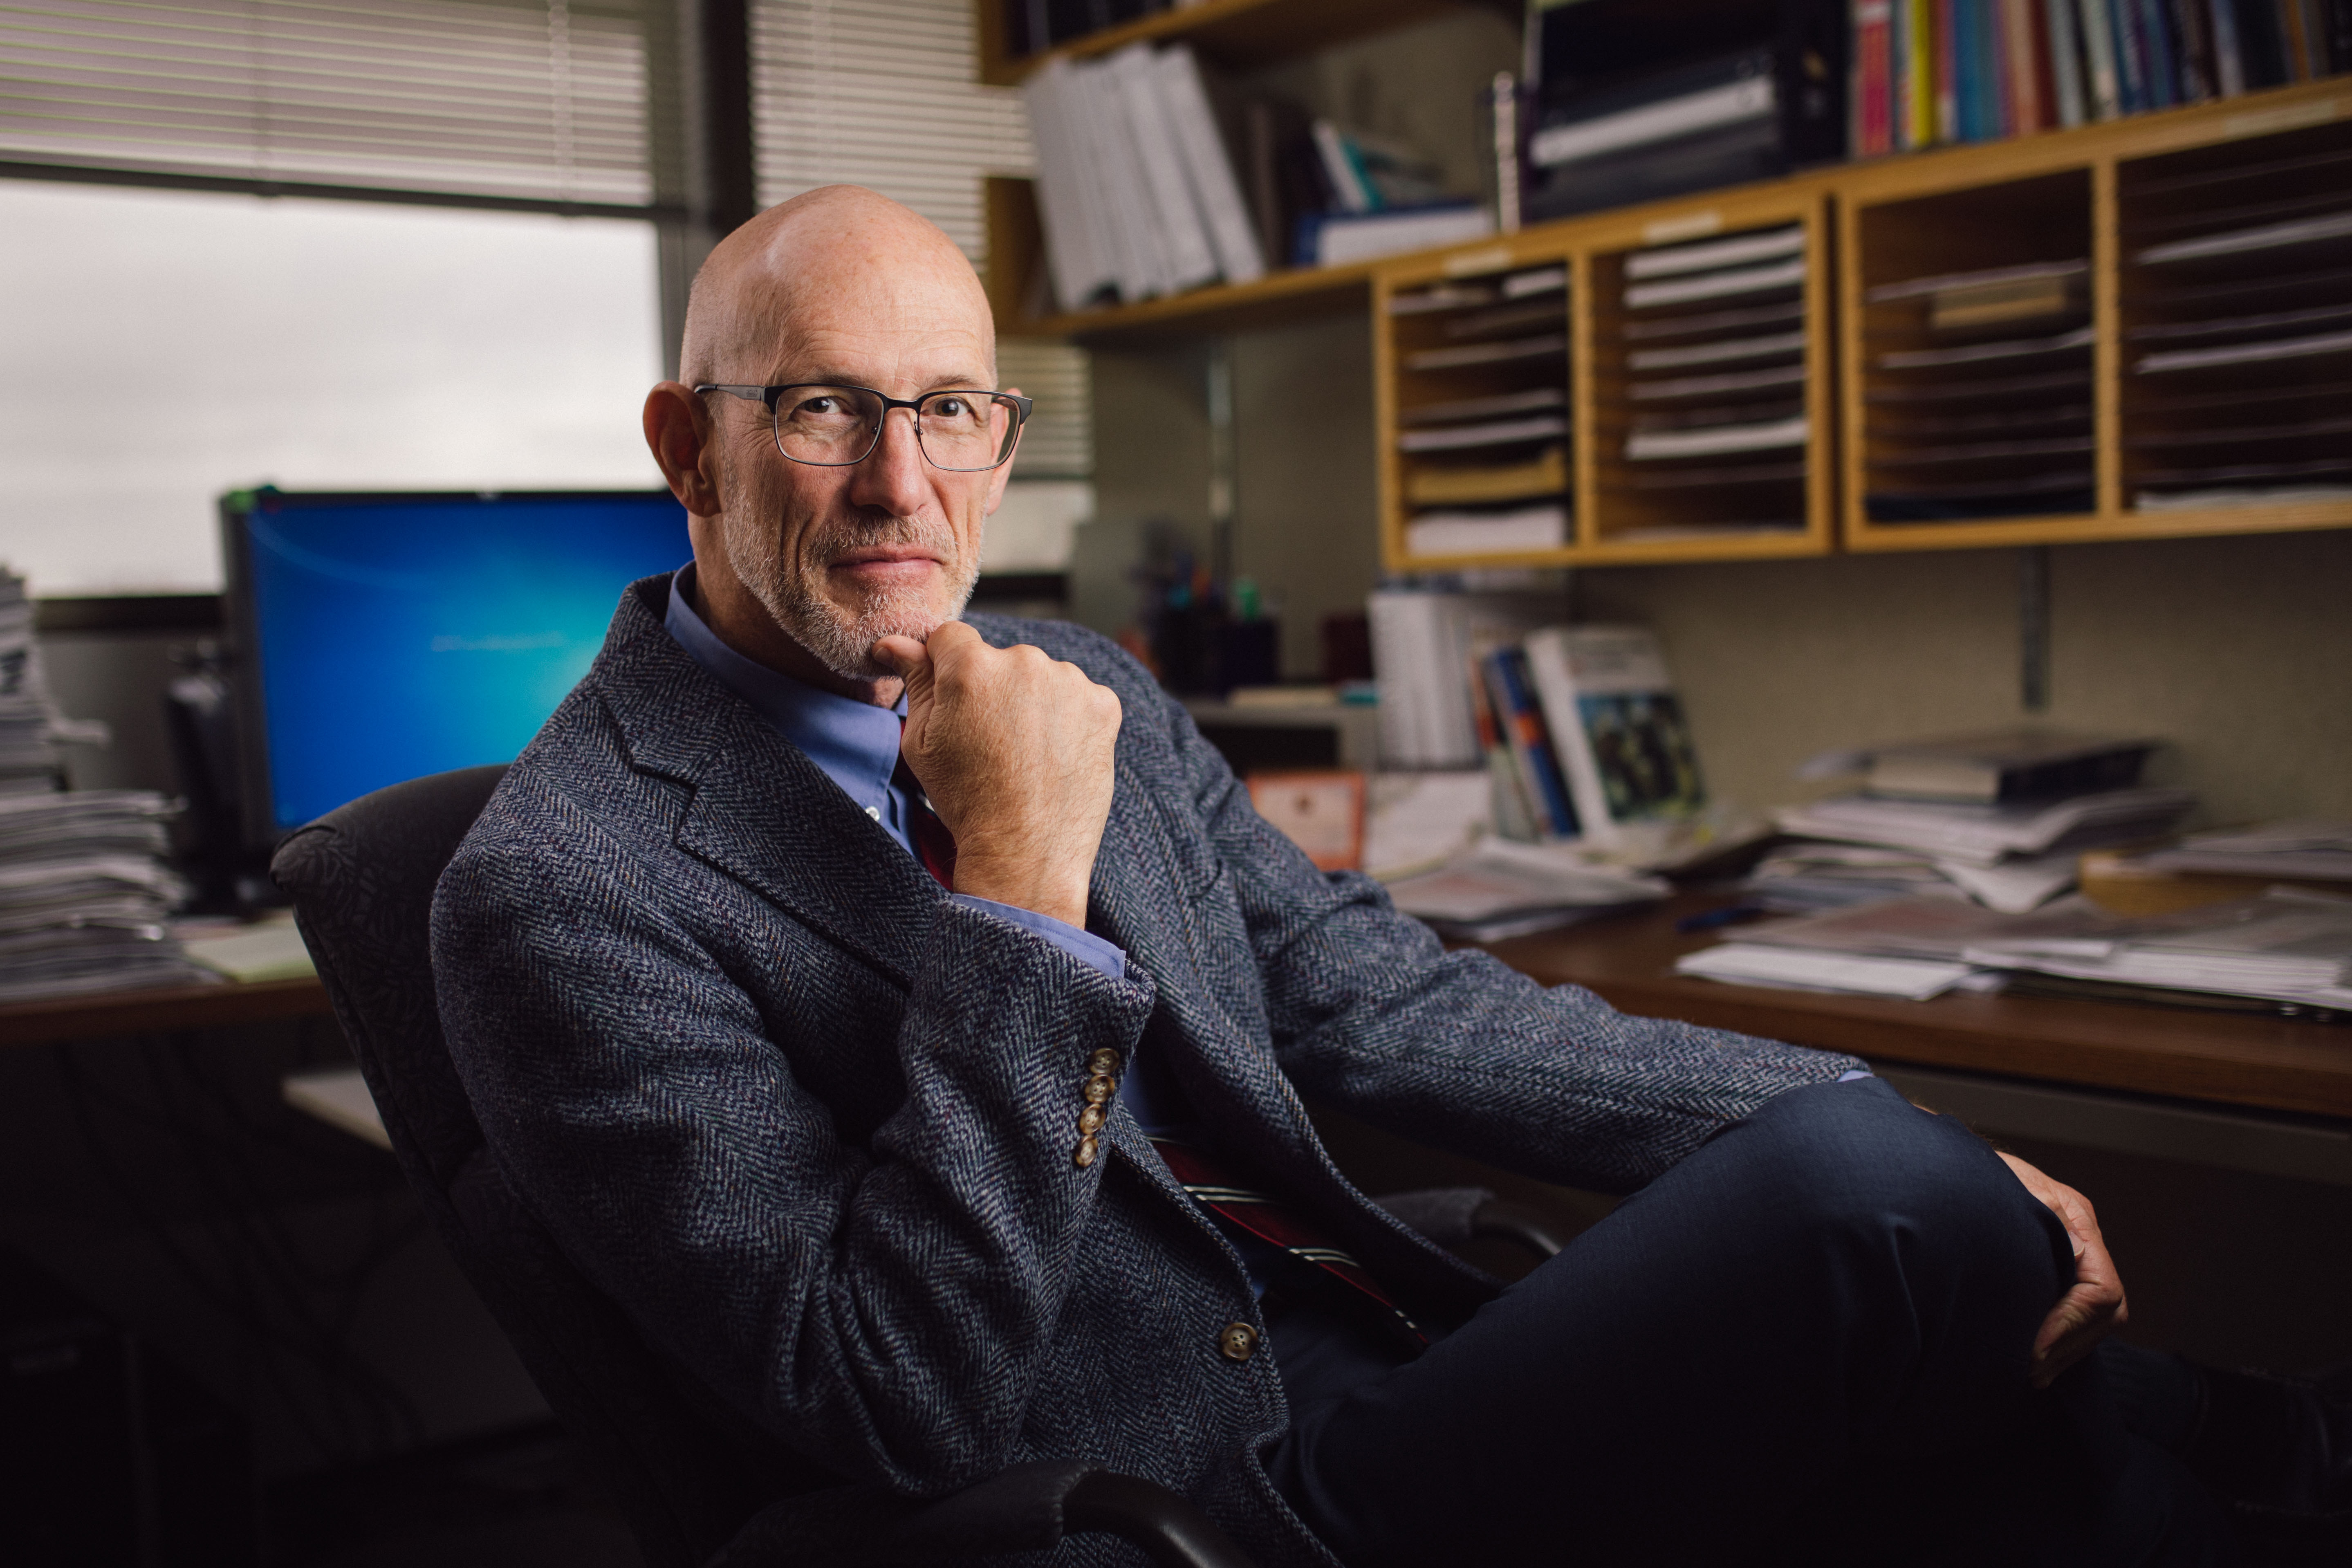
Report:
433,188,2269,1566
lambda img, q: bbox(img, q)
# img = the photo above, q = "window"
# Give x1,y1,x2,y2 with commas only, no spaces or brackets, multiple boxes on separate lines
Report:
0,180,663,594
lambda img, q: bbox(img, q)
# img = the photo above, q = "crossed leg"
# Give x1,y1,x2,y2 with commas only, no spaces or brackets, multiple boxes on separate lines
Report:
1262,1077,2235,1567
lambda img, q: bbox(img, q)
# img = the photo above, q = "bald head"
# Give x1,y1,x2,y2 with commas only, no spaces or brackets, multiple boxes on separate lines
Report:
679,186,993,390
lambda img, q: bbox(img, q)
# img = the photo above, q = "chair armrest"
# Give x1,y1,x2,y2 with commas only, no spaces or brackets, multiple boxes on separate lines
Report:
718,1460,1255,1568
1469,1197,1566,1260
1377,1187,1567,1262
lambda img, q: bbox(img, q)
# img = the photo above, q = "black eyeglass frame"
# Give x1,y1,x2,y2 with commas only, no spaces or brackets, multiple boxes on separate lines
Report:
694,382,1034,471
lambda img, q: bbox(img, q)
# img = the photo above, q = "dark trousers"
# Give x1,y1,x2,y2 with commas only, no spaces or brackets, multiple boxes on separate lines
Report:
1262,1077,2237,1567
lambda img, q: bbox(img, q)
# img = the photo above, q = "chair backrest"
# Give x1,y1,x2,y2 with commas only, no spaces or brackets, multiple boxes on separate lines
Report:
273,767,804,1568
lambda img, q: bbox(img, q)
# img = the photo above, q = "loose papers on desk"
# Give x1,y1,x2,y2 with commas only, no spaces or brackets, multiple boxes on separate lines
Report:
2141,820,2352,884
1960,891,2352,1014
1386,839,1667,943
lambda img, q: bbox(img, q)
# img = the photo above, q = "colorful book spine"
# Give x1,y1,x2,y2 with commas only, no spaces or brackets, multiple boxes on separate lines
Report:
2142,0,2182,106
2169,0,2215,96
1907,0,1939,143
2048,0,2090,121
2209,0,2247,94
1482,648,1581,840
1937,0,1963,137
2005,0,2047,130
1980,0,2011,135
1856,0,1897,154
2077,0,2126,113
2114,0,2152,110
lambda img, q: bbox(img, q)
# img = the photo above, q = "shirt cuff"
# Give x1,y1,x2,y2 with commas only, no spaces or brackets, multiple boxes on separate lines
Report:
950,894,1128,981
1836,1069,1875,1082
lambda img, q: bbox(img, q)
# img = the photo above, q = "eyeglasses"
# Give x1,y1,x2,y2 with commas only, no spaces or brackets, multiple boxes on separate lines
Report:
695,383,1033,472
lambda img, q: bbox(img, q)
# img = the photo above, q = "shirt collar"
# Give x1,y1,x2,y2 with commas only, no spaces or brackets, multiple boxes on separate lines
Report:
662,564,905,816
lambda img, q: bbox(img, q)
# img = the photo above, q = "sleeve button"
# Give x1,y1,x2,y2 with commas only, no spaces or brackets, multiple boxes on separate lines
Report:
1087,1048,1124,1075
1217,1321,1259,1362
1073,1135,1100,1168
1082,1074,1116,1105
1077,1103,1107,1135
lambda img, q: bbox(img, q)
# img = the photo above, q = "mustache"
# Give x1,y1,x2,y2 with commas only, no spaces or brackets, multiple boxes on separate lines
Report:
799,508,958,561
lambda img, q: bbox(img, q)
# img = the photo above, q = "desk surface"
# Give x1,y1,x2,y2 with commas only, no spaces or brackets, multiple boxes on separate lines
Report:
4,897,2348,1118
1484,895,2352,1122
0,975,334,1047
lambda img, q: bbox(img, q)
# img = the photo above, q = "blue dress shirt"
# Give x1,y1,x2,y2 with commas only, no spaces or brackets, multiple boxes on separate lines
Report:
661,567,1127,982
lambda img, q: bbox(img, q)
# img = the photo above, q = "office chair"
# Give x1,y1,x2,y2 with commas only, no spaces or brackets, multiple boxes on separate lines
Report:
272,766,1558,1568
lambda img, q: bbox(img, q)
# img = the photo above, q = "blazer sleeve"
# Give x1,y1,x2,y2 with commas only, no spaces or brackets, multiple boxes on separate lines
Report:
432,803,1157,1498
1150,686,1863,1195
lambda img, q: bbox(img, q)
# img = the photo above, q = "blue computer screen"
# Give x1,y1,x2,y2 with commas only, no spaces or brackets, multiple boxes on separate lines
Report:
239,491,691,830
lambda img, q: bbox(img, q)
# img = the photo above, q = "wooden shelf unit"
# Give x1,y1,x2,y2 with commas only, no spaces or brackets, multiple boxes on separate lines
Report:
1836,77,2352,553
973,0,1487,87
996,59,2351,565
1374,184,1837,570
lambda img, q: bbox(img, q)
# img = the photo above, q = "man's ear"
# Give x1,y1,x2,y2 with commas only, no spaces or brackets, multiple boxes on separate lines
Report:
644,382,724,517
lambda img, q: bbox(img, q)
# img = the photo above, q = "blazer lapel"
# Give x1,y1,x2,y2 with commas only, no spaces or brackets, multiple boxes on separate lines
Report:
595,577,944,988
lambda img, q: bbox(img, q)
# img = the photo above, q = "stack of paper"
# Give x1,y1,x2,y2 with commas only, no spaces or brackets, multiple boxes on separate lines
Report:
1673,895,2116,1000
0,790,210,1002
1752,786,2193,915
1385,839,1667,942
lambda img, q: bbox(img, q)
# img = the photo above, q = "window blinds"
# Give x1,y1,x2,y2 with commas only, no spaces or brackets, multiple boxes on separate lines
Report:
748,0,1087,481
748,0,1029,265
0,0,656,211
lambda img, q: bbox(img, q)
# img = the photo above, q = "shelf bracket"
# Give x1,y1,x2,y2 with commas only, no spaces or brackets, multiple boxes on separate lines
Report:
2018,545,2050,713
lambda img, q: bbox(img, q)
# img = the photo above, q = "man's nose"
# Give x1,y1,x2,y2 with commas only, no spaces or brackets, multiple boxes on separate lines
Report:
847,406,933,516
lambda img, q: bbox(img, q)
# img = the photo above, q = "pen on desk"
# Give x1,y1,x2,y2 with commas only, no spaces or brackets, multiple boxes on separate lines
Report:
1676,904,1767,934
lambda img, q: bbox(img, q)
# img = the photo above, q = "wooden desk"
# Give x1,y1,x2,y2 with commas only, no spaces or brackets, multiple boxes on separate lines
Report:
0,976,334,1048
1482,895,2352,1123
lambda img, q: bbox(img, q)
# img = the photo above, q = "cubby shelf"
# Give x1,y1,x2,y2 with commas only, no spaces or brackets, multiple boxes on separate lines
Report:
974,0,1486,88
993,61,2352,565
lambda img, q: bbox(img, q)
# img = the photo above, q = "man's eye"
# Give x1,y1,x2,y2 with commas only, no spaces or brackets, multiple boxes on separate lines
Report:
930,397,970,419
796,397,847,418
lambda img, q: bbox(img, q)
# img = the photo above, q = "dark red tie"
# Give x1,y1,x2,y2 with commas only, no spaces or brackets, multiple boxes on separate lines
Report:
894,720,957,890
1148,1135,1426,1353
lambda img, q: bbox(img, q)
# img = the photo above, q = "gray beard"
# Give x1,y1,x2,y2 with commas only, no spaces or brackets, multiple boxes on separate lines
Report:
727,506,979,682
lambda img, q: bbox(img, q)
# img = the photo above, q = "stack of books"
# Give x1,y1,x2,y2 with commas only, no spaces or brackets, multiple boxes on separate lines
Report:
1851,0,2347,157
1022,42,1488,311
0,790,210,1003
1369,594,1739,866
1754,729,2192,912
1023,43,1265,312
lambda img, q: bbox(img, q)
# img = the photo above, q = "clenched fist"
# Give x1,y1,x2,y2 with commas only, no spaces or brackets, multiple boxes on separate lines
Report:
872,622,1122,929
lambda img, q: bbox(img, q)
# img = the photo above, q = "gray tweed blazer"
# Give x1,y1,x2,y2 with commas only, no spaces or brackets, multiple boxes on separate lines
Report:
431,574,1859,1565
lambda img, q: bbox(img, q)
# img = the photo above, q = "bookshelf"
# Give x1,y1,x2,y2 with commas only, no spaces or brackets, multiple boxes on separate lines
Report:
974,0,1488,88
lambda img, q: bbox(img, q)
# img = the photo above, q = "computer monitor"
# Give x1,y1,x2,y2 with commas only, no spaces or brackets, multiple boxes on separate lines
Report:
220,488,691,843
